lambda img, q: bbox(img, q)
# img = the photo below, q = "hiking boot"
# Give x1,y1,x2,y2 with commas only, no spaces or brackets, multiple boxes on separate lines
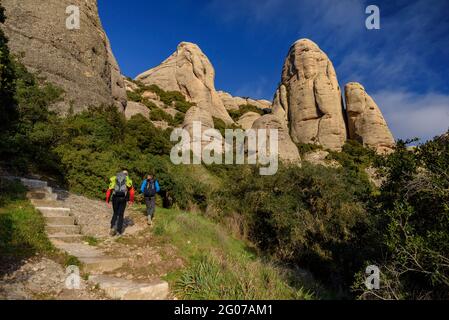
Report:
147,219,153,226
115,233,123,239
109,228,117,236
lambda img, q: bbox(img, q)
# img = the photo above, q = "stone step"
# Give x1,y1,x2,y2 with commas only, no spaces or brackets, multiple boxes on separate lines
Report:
20,178,47,189
31,199,65,208
45,215,75,225
48,234,84,243
27,191,58,201
51,241,127,273
88,275,169,300
38,207,71,217
51,241,102,258
81,257,128,274
46,224,81,234
43,186,53,194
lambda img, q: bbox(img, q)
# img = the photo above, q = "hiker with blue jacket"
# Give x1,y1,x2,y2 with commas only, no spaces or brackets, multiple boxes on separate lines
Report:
140,174,160,225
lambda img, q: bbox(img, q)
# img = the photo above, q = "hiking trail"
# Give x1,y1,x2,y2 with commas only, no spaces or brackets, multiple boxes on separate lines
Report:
21,178,170,300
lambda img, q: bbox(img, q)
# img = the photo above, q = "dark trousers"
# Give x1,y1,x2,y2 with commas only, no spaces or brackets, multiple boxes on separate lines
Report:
144,196,156,221
111,196,127,233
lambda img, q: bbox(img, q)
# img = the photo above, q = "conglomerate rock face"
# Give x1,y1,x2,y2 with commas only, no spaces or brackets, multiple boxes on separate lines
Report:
345,82,395,154
124,101,150,120
252,114,301,162
217,91,272,111
273,39,347,151
1,0,127,113
237,112,262,130
136,42,233,124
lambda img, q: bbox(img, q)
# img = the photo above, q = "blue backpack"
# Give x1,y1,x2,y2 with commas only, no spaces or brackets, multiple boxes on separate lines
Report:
144,179,157,197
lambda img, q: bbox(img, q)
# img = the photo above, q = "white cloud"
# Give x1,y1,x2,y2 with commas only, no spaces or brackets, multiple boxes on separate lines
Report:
373,91,449,142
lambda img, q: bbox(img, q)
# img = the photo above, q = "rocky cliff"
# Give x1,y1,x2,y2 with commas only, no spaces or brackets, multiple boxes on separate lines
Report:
344,82,395,153
271,39,394,154
272,39,348,151
252,115,301,162
217,91,272,111
136,42,233,125
1,0,126,113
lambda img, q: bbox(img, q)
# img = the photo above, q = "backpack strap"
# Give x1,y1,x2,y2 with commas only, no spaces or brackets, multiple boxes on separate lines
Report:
108,176,116,190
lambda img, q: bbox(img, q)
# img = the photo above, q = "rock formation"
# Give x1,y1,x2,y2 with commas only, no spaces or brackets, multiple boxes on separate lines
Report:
124,102,150,120
123,77,139,92
344,82,395,153
136,42,233,124
237,112,262,130
183,106,215,132
1,0,127,113
273,39,347,151
218,91,272,111
252,115,300,162
181,106,218,157
272,85,289,122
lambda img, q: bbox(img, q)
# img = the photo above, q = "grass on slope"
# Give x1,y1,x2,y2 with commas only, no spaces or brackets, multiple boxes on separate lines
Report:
147,207,315,300
0,178,79,270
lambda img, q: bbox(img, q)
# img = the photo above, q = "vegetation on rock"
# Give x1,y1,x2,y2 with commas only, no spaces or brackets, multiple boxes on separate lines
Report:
228,104,264,121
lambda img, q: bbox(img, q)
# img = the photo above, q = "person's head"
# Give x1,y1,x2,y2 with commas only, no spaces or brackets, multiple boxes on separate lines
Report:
147,174,153,181
123,170,129,176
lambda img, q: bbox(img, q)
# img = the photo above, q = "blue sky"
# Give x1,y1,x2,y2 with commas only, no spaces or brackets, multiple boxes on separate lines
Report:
98,0,449,141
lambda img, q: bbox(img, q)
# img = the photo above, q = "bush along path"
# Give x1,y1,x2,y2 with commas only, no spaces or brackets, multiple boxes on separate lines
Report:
21,178,169,300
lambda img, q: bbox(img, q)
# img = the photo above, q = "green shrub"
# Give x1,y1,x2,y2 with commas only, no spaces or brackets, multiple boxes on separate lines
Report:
327,140,379,200
0,179,56,262
126,90,142,103
174,100,193,113
296,143,323,156
229,104,264,121
212,117,227,137
126,114,173,156
159,90,185,106
135,82,195,111
0,51,64,175
52,106,175,199
140,83,164,96
212,117,242,137
126,80,194,114
172,112,186,126
328,140,378,170
353,136,449,299
150,108,174,123
64,255,81,267
209,163,375,292
142,99,158,110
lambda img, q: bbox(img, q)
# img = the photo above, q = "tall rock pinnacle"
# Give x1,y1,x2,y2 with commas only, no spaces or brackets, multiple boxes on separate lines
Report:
344,82,395,154
136,42,234,125
273,39,347,151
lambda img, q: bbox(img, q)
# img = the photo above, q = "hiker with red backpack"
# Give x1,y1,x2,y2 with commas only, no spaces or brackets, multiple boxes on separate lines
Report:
106,170,135,236
140,174,160,226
